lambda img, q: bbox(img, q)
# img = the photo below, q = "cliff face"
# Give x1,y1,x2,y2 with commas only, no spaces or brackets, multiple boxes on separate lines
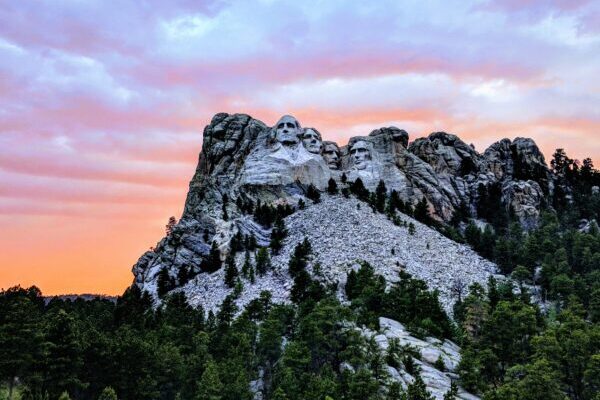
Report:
132,112,552,311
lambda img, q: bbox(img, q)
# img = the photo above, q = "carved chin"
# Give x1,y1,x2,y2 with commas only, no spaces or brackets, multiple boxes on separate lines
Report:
354,161,368,170
327,162,339,170
277,134,299,145
306,144,321,154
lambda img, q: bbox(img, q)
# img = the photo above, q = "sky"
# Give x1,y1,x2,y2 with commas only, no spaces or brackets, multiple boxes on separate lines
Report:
1,0,599,295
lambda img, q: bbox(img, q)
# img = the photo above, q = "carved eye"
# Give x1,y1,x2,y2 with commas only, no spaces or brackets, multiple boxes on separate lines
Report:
286,122,295,129
277,123,285,129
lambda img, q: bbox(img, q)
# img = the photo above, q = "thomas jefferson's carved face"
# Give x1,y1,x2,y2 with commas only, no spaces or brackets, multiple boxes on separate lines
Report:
275,115,301,145
302,128,322,154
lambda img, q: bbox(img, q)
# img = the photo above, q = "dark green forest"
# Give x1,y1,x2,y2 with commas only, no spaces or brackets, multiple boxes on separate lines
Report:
1,149,599,400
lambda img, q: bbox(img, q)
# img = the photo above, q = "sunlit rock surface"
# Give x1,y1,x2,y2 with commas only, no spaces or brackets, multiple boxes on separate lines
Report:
132,112,553,311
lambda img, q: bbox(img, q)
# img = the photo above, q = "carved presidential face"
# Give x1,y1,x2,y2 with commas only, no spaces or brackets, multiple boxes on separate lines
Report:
302,128,322,154
350,140,371,170
274,115,301,145
322,142,340,169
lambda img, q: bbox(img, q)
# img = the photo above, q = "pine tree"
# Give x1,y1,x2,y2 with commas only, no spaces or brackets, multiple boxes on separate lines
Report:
443,381,458,400
157,267,174,296
224,254,238,288
241,251,251,279
375,180,387,213
350,178,369,200
414,197,431,225
98,387,118,400
270,216,287,254
196,360,223,400
387,381,405,400
177,265,190,286
272,387,288,400
306,184,321,203
327,178,338,194
406,374,434,400
44,309,85,398
165,216,177,235
249,265,256,284
298,199,306,209
201,241,222,273
0,286,44,400
255,247,271,276
341,172,347,184
408,223,416,235
222,194,229,221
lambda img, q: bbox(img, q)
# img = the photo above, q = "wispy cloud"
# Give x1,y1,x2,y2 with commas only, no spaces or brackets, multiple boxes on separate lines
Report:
1,0,599,294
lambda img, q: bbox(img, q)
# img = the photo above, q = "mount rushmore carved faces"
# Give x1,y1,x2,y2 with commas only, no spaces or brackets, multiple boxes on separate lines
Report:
302,128,323,154
274,115,302,146
350,140,371,170
322,142,340,169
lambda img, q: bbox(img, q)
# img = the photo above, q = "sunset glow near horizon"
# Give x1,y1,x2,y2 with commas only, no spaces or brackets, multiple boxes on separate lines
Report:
1,1,599,295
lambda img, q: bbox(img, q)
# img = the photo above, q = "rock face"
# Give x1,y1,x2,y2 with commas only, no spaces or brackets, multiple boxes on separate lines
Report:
132,112,553,306
363,317,479,399
182,196,496,315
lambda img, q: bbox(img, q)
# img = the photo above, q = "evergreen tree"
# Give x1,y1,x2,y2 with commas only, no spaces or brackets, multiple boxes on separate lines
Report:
327,178,338,194
375,180,387,213
241,251,251,279
272,387,289,400
157,267,174,297
443,382,458,400
350,178,369,200
408,223,416,235
298,199,306,209
196,360,223,400
255,247,271,276
224,254,238,288
58,391,71,400
249,265,256,284
407,374,434,400
414,198,431,225
270,217,287,255
98,386,118,400
165,216,177,235
44,309,86,399
222,194,229,221
0,286,44,400
464,222,481,250
306,184,321,203
202,242,222,273
177,265,190,286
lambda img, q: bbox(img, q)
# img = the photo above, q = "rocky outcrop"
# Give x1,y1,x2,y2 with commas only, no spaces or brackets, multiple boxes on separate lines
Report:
362,317,479,399
132,112,554,304
182,196,497,315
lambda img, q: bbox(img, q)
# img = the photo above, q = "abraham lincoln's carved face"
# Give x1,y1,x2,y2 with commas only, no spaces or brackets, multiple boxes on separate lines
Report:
350,140,371,170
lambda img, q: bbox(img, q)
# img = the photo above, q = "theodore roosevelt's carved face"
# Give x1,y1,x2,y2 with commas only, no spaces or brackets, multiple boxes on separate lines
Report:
302,128,322,154
350,140,371,170
274,115,301,145
322,142,340,169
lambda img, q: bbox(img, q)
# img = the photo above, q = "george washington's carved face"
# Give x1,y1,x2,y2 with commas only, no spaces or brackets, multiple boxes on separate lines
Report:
350,140,371,170
274,115,301,145
302,128,322,154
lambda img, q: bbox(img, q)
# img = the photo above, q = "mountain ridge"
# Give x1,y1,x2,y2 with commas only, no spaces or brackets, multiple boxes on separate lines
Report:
131,112,551,312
